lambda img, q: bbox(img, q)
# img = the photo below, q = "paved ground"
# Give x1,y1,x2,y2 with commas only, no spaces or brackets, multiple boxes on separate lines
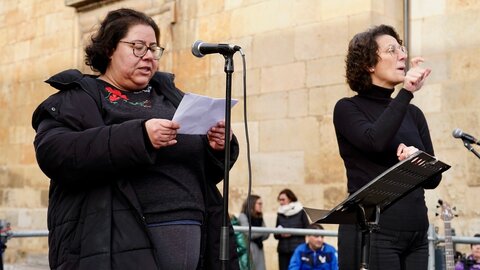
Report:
4,264,49,270
3,255,49,270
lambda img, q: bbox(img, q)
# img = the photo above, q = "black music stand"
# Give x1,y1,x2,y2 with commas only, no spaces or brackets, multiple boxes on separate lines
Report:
304,151,451,270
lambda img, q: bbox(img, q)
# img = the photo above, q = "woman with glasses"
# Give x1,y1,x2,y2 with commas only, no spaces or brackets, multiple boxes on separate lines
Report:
32,8,239,270
333,24,440,270
238,195,269,270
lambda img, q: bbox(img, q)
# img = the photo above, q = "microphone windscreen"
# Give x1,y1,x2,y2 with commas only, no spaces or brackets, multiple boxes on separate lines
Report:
452,128,463,138
191,40,204,58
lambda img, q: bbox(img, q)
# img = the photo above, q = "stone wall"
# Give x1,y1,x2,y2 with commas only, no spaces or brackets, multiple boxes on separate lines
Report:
1,0,479,267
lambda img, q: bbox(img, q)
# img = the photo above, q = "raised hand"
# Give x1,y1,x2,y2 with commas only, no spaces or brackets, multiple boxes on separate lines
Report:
404,57,432,93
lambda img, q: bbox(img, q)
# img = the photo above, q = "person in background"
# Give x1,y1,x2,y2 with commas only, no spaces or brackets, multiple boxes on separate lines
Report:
275,189,310,270
333,24,440,270
288,223,338,270
230,213,250,270
238,195,269,270
455,234,480,270
31,8,239,270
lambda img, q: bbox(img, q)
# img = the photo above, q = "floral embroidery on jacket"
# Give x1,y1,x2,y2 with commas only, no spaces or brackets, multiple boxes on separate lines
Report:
104,86,152,107
105,86,129,103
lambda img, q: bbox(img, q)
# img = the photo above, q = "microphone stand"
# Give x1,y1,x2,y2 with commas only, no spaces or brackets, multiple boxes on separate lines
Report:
462,139,480,159
220,52,234,270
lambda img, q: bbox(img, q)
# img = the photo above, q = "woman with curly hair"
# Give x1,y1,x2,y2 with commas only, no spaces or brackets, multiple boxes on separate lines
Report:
333,24,441,270
32,8,239,270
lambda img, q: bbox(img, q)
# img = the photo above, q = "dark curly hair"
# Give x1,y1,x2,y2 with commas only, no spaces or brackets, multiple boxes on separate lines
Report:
345,24,402,93
85,8,160,74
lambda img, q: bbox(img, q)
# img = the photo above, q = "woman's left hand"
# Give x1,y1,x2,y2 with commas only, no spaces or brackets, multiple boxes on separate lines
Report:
397,143,419,161
207,121,233,151
403,57,432,93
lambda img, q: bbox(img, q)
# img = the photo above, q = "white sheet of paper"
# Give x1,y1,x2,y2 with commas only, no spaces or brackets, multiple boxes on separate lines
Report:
172,93,238,134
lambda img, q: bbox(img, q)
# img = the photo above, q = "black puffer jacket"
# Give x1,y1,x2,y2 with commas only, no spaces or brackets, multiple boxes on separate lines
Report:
274,203,310,254
32,69,240,270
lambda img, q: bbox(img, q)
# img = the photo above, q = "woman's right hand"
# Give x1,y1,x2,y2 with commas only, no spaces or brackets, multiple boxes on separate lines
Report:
144,119,180,149
404,57,431,93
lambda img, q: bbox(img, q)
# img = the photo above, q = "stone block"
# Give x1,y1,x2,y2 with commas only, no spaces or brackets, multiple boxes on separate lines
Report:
0,167,28,189
230,0,294,37
411,83,442,114
288,88,308,118
309,84,350,117
13,40,30,62
173,49,209,79
425,112,461,149
450,49,480,82
197,0,224,16
224,0,242,10
0,42,15,65
297,184,325,209
321,0,373,21
324,185,348,209
294,19,349,60
420,54,449,85
24,167,49,189
306,55,345,88
197,11,232,42
259,117,320,152
232,67,261,97
246,91,288,121
250,151,305,186
447,0,480,12
0,27,7,47
261,62,305,93
44,11,75,35
0,0,16,18
34,0,68,15
303,116,346,184
466,158,480,186
16,20,37,42
17,208,47,229
441,81,480,114
251,29,295,69
410,0,446,19
292,0,321,26
3,188,41,208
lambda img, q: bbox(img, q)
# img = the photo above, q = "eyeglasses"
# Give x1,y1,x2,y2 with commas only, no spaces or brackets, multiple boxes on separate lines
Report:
119,40,164,60
384,44,407,56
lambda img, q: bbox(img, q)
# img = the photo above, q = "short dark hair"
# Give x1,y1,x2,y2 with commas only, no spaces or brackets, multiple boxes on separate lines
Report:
277,188,298,202
85,8,160,74
345,24,402,93
471,233,480,248
307,223,324,236
308,223,324,230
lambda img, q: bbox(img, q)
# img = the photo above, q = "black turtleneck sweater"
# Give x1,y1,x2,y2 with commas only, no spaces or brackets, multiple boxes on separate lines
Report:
333,85,441,231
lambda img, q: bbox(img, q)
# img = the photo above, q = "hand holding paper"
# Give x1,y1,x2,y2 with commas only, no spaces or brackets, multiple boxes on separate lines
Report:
172,93,238,135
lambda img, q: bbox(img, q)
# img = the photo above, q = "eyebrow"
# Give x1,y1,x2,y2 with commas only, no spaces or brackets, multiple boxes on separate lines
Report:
130,40,158,45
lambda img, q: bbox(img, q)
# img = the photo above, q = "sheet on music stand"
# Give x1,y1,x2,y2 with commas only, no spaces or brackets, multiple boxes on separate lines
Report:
305,151,451,224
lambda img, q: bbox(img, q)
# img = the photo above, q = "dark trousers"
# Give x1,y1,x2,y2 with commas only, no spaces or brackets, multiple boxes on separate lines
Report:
338,224,428,270
148,224,201,270
278,252,294,270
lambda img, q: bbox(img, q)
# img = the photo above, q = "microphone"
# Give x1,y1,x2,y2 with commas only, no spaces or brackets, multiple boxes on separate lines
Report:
452,128,480,145
191,40,241,58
